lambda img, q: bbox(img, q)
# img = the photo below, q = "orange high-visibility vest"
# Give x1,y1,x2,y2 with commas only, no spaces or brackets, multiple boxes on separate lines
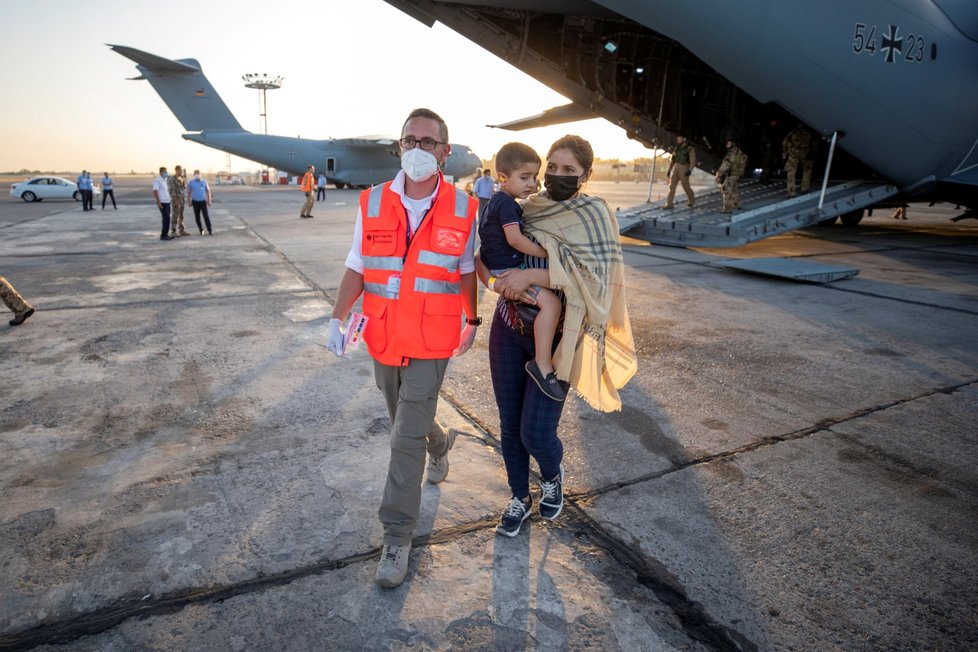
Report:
359,178,477,366
300,172,314,192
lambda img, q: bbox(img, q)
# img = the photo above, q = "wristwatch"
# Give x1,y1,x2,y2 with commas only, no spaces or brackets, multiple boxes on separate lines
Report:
466,316,482,326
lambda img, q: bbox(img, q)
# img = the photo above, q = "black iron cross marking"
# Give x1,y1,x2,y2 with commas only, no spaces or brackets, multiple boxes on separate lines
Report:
287,150,296,158
881,25,902,63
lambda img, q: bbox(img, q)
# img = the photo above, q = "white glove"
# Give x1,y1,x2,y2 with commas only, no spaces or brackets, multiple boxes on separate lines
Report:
452,323,478,357
326,318,346,357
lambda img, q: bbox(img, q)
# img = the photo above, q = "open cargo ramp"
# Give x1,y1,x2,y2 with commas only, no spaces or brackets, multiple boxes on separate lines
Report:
618,179,899,248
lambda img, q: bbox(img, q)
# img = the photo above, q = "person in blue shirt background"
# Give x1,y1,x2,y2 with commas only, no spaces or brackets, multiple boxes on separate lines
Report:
101,173,116,209
187,169,213,235
316,172,327,201
77,170,93,211
473,167,495,218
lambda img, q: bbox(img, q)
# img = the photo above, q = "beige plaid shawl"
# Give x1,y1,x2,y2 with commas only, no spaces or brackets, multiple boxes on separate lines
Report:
522,193,637,412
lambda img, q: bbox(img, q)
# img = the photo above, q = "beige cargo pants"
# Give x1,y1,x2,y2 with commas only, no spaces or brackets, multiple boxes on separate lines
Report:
374,357,452,546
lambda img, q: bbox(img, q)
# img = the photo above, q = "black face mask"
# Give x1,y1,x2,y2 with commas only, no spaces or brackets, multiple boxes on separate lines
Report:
544,173,583,201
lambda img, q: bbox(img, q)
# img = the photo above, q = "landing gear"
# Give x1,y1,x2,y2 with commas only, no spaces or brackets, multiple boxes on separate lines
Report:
840,209,864,226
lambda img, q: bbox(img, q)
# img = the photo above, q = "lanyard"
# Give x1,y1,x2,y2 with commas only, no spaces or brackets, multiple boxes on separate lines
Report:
405,207,430,262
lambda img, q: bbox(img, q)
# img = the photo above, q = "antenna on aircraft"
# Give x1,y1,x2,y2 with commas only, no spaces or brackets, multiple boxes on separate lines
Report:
242,73,283,183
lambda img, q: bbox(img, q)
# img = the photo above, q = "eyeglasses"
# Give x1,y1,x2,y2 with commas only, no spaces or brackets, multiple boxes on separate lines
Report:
399,136,445,151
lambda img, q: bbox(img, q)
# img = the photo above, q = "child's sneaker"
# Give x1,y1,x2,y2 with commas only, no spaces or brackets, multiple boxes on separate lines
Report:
538,465,564,520
525,360,566,401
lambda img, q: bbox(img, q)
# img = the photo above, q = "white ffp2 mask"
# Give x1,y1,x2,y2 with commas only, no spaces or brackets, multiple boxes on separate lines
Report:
400,147,439,183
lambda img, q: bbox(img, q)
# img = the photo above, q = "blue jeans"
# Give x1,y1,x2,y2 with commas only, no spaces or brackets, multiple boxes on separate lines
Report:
488,308,567,500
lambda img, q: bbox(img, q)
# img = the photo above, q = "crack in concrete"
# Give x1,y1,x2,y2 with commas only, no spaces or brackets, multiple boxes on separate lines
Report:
822,285,978,315
0,521,494,651
573,378,978,502
566,505,758,652
1,507,754,652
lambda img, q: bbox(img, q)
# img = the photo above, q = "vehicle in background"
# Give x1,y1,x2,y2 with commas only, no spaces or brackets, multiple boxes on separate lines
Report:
9,176,101,202
215,173,244,185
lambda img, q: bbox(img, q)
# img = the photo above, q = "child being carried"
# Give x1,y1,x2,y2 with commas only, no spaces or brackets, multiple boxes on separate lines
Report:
479,142,566,401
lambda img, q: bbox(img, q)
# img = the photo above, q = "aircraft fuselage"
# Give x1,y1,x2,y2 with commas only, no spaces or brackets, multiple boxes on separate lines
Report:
183,131,481,187
607,0,978,188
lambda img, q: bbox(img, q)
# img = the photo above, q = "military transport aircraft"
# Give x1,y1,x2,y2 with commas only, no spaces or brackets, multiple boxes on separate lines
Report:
109,44,482,188
383,1,978,246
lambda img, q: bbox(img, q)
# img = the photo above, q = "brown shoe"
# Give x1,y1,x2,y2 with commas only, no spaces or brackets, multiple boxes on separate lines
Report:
10,308,34,326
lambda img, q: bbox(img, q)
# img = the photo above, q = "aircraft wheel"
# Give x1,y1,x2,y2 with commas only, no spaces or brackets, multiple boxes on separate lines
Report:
334,182,346,189
840,209,864,226
22,191,37,202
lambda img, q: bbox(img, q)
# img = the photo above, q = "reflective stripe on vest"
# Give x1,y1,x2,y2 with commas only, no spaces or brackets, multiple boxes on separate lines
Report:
366,182,469,220
363,256,403,271
452,187,468,218
417,249,459,272
414,278,460,294
366,184,384,218
364,282,399,299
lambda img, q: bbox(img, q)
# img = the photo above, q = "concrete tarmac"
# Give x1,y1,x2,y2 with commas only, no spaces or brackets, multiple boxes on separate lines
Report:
1,181,976,651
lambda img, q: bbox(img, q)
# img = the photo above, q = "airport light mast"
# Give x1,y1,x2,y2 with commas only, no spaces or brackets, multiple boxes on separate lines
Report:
242,73,283,183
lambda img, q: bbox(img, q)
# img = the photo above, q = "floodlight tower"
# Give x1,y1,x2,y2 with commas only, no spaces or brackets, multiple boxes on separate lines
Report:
242,73,283,183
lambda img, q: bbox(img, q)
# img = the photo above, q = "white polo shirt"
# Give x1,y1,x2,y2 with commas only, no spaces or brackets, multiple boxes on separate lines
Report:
344,170,476,274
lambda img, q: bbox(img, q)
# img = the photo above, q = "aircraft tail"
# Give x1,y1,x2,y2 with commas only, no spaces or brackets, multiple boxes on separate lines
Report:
109,44,243,132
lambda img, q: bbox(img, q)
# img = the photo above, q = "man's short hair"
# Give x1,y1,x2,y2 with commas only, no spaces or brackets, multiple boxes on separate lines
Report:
494,142,541,176
403,108,448,144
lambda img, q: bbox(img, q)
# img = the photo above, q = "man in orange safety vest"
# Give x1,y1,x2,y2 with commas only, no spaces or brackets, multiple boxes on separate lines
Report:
326,108,479,589
299,164,315,218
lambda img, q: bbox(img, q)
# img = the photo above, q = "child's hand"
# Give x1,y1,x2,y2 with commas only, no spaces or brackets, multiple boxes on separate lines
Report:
493,270,533,301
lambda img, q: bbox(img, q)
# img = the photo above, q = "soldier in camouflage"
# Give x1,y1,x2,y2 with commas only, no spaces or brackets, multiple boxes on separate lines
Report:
167,165,190,236
664,132,697,208
1,276,35,326
782,125,816,198
715,138,747,213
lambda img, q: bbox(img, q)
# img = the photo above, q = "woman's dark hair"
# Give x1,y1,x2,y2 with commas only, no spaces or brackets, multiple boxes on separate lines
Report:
546,134,593,171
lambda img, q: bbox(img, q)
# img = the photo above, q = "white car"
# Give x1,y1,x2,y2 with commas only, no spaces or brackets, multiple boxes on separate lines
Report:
9,176,101,202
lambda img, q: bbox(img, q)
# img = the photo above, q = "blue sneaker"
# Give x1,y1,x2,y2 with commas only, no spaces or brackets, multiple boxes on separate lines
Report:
538,465,565,520
496,496,531,537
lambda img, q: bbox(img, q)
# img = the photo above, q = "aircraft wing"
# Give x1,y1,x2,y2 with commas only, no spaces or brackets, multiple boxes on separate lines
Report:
487,103,597,131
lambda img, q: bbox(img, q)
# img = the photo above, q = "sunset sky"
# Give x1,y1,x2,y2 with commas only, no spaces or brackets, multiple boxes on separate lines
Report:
0,0,657,174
